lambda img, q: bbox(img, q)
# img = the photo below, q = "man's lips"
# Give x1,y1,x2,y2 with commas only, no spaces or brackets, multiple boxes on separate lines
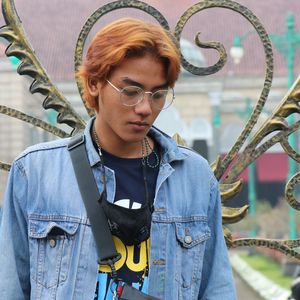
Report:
129,121,149,130
130,121,149,126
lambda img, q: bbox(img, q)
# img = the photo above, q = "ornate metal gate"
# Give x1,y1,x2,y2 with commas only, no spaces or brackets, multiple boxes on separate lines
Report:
1,0,300,260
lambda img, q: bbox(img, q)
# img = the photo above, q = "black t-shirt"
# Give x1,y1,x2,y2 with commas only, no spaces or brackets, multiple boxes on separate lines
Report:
93,143,159,299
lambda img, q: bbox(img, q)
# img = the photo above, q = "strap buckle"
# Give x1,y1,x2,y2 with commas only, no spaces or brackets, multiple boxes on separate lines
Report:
99,254,122,279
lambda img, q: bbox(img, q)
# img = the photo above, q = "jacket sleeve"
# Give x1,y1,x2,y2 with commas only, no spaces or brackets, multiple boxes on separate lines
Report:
0,160,30,300
198,175,237,300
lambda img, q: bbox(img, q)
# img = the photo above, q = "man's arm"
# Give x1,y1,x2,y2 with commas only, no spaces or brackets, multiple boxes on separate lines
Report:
0,161,30,300
198,176,237,299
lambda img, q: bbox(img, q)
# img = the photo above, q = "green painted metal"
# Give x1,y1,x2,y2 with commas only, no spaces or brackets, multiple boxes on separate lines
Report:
235,97,257,237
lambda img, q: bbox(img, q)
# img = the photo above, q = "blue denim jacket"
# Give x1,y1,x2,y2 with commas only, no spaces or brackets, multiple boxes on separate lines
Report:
0,118,236,299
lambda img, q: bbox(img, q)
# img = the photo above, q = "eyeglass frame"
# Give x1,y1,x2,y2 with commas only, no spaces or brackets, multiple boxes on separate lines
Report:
106,79,175,110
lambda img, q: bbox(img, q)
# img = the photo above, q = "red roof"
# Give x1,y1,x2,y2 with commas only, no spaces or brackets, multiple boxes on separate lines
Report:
0,0,299,80
256,152,288,182
238,152,288,182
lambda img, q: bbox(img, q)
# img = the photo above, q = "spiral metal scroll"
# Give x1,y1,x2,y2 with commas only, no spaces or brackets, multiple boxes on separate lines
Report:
1,0,300,260
175,0,274,182
172,0,300,260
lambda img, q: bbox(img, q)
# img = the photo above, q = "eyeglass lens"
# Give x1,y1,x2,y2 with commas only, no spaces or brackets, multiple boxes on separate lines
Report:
120,86,173,110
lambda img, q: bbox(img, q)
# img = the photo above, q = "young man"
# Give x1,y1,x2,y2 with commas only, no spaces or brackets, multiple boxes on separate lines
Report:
0,18,236,299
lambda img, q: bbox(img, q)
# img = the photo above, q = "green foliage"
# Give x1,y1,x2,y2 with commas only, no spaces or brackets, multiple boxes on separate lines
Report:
239,252,293,289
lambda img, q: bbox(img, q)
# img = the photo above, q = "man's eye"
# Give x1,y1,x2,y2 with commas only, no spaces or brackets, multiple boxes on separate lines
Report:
122,88,141,97
152,91,166,100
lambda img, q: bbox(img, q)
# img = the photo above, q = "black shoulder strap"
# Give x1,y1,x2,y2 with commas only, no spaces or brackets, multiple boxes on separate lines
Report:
67,134,120,271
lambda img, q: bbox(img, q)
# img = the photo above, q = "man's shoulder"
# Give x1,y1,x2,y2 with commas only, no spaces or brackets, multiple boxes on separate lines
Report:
15,137,71,161
176,145,217,187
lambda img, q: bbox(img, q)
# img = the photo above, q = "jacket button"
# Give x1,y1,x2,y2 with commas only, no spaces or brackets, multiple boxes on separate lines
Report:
184,235,192,244
49,239,56,248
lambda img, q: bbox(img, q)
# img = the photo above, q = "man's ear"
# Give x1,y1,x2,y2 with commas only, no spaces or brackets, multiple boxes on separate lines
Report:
87,77,101,97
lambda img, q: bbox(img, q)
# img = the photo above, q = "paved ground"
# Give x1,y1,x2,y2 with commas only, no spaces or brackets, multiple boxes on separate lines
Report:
234,270,264,300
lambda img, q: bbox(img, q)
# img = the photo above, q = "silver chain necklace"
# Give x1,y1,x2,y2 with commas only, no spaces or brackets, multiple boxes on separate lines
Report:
141,137,160,169
92,126,159,169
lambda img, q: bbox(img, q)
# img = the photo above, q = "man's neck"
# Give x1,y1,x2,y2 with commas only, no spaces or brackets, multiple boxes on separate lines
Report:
92,125,153,159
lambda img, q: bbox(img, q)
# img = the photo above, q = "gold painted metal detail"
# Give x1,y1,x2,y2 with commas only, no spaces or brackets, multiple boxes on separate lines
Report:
0,0,86,132
0,0,300,261
231,238,300,261
225,76,300,183
222,206,249,224
0,105,69,138
0,161,11,172
286,172,300,210
219,181,243,201
172,133,187,146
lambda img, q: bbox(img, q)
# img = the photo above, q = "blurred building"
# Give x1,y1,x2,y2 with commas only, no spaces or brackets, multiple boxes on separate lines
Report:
0,0,299,205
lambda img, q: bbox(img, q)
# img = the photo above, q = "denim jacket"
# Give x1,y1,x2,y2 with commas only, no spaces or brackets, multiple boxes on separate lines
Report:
0,118,236,299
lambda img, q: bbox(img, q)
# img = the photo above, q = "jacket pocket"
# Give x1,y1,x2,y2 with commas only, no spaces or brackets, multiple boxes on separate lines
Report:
174,220,210,288
28,218,79,288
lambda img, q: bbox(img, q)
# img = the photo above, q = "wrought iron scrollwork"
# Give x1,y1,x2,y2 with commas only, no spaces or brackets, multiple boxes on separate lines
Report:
0,0,86,132
0,105,69,139
1,0,300,261
0,161,11,172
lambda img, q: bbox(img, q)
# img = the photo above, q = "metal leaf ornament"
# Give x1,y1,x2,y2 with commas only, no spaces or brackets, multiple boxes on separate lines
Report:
1,0,300,261
0,0,86,134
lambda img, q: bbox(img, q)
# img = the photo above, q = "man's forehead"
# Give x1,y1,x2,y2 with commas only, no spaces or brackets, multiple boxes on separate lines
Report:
120,77,168,89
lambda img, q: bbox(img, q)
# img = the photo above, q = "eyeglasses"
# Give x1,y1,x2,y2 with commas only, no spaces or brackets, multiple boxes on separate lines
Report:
106,79,174,110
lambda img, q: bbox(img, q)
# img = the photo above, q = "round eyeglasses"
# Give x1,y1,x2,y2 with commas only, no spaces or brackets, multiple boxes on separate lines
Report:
106,79,174,110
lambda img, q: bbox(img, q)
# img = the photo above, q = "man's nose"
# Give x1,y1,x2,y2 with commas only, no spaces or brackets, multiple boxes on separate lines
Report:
134,93,152,115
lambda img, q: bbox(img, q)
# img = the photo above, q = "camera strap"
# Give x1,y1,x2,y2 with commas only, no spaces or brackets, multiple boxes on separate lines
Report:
116,284,160,300
67,134,120,277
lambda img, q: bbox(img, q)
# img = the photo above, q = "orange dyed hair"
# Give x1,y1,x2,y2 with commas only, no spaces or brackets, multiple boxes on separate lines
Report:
77,18,181,109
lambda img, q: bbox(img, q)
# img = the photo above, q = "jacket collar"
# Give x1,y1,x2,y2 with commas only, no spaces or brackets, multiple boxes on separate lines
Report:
83,117,188,167
148,126,188,164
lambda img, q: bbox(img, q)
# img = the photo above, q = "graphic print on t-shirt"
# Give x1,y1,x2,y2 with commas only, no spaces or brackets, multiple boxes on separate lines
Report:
114,198,142,209
94,236,150,299
94,193,150,299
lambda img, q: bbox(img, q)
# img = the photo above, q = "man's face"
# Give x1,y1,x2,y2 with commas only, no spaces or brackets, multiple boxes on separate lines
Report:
92,54,168,149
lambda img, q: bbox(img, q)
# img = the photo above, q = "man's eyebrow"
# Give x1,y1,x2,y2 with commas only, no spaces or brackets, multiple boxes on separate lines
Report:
121,77,168,90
